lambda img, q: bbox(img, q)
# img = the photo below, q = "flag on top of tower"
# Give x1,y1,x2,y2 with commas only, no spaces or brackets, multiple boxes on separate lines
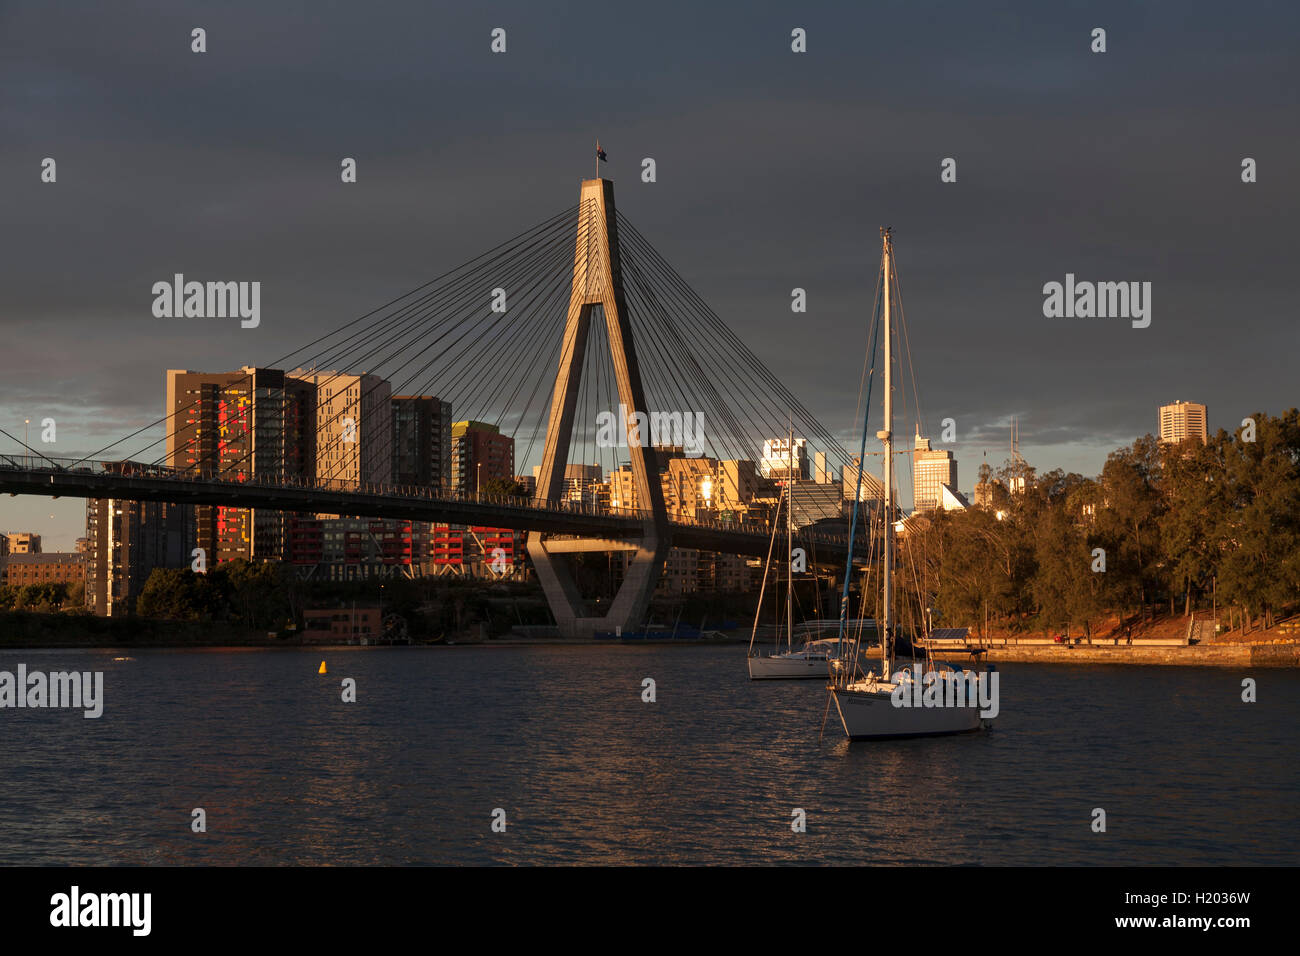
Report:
596,142,607,162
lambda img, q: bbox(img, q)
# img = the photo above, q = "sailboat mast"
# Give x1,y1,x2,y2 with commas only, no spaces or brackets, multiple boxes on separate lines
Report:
879,228,893,675
786,425,794,652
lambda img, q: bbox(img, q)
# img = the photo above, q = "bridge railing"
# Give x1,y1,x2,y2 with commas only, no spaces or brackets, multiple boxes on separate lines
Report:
0,455,856,549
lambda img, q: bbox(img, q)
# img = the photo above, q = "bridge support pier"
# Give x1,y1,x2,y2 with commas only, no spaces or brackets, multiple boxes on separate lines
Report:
530,177,670,639
527,523,666,639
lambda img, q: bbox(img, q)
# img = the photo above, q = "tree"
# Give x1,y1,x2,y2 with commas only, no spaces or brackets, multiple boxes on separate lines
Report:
1159,433,1228,615
923,509,1021,636
15,582,68,612
1093,435,1165,619
212,559,291,629
836,413,1299,639
64,579,86,609
1217,410,1300,629
479,477,530,498
135,568,217,621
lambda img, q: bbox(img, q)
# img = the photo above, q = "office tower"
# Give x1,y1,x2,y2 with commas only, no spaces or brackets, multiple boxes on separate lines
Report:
391,395,452,489
1159,401,1208,445
912,429,958,514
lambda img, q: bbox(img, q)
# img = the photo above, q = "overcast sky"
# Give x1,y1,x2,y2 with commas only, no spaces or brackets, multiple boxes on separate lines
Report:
2,0,1297,549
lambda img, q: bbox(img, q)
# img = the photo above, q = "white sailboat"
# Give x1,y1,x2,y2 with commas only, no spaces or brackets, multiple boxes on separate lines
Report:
748,431,843,680
827,228,996,739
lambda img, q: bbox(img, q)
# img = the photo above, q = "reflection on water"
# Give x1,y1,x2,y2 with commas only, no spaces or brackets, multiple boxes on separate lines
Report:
0,645,1296,865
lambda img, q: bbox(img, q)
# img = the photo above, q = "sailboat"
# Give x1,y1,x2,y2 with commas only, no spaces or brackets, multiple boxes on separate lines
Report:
747,431,843,680
826,228,996,739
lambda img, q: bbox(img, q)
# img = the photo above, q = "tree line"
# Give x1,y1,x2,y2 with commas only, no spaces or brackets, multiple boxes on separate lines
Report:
0,580,84,613
902,409,1300,637
134,560,539,638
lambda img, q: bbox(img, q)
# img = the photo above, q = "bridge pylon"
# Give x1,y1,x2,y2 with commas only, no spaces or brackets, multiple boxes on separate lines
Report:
529,178,670,638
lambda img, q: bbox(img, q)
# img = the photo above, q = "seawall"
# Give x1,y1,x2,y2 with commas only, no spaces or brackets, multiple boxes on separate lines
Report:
944,643,1300,668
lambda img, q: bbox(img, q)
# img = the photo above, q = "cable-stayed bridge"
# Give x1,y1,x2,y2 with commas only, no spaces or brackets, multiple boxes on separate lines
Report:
0,176,867,637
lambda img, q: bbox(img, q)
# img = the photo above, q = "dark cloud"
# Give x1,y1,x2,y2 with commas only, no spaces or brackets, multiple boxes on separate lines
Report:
2,0,1297,547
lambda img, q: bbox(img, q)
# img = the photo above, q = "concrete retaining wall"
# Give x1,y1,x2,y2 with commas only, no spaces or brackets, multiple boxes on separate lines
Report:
950,643,1300,667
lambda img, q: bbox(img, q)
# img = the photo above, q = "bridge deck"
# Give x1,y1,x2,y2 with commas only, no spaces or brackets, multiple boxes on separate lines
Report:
0,459,861,562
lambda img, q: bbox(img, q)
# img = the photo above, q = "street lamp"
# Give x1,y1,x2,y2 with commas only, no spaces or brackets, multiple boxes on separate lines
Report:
24,419,29,467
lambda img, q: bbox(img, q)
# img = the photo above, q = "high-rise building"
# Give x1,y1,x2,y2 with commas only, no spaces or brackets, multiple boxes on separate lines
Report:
760,437,809,480
292,369,393,488
451,421,515,492
790,480,844,527
1159,401,1208,445
663,458,717,521
441,422,517,576
387,396,451,578
841,461,885,502
85,495,194,616
562,463,604,507
608,463,639,512
391,395,452,489
814,451,830,483
715,460,760,514
166,366,315,563
912,429,958,514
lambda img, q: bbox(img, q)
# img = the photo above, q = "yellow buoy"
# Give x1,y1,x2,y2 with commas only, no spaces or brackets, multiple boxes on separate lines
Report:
318,660,327,674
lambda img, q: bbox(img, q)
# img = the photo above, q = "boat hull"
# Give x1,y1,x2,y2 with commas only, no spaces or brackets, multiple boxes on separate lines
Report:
748,655,831,680
831,686,984,739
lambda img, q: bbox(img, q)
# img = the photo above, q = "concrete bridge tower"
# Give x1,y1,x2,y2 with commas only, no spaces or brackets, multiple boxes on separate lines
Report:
528,178,670,638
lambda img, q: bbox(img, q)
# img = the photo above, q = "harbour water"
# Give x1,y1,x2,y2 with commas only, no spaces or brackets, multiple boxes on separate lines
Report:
1,645,1296,865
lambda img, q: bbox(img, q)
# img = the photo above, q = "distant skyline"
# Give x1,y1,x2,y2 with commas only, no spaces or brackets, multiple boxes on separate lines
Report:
3,0,1298,549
